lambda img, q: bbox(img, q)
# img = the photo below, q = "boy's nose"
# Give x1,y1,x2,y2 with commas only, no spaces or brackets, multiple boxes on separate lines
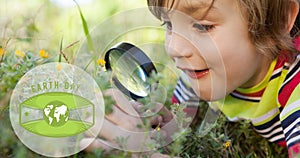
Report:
166,33,194,59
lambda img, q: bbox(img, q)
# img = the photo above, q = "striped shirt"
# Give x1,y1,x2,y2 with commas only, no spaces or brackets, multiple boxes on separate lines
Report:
171,53,300,154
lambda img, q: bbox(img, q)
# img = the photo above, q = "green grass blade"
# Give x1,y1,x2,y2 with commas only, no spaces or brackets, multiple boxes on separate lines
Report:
74,0,95,53
59,36,63,62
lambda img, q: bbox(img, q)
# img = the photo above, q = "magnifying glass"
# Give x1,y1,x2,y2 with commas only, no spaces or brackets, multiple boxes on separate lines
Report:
104,42,157,100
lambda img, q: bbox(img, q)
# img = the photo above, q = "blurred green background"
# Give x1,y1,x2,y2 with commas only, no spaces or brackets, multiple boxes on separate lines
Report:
0,0,147,52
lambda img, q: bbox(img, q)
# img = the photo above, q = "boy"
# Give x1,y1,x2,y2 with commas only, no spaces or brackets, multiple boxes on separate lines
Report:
84,0,300,157
146,0,300,157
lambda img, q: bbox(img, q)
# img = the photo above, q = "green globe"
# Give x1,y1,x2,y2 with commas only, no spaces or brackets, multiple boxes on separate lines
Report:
43,101,69,127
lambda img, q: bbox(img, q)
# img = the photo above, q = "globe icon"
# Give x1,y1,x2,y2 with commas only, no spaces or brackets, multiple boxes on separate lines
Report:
43,101,69,127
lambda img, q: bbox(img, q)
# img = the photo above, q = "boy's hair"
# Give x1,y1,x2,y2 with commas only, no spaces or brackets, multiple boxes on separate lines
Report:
147,0,300,61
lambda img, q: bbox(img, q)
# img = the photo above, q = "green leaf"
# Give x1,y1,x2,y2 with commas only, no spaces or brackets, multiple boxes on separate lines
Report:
59,36,63,62
74,0,95,53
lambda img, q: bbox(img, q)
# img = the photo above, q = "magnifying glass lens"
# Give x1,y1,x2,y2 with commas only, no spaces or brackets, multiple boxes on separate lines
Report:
109,49,149,97
105,43,157,100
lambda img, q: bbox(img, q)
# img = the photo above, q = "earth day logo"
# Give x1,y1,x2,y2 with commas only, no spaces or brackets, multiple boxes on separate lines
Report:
19,91,95,137
10,62,104,157
43,101,69,127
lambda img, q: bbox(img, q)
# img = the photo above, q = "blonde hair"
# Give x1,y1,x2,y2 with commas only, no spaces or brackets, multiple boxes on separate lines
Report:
147,0,300,61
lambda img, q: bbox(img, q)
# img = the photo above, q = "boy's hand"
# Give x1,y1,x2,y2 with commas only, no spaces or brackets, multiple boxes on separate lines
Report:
80,88,176,156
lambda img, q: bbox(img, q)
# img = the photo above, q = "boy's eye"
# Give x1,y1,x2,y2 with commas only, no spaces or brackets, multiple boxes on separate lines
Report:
193,23,214,32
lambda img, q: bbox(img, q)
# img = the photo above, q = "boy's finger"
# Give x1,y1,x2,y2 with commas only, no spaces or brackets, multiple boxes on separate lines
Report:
150,106,173,127
98,119,126,141
130,100,144,113
105,88,140,117
150,115,163,127
159,105,174,122
106,105,143,130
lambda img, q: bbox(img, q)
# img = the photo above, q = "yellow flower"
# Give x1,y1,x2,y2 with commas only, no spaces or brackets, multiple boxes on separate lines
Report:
40,49,49,58
223,141,231,149
0,47,3,56
146,109,151,113
15,50,25,58
97,59,106,67
56,63,62,71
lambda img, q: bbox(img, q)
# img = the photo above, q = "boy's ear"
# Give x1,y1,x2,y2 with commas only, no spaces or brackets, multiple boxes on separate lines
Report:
287,0,299,32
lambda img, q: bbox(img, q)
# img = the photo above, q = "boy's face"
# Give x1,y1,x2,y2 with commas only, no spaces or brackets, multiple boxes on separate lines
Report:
162,0,270,101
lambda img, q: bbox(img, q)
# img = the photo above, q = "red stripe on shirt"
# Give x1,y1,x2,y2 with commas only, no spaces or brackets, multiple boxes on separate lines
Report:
233,88,265,98
277,140,287,147
274,53,289,70
171,95,179,104
278,72,300,107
